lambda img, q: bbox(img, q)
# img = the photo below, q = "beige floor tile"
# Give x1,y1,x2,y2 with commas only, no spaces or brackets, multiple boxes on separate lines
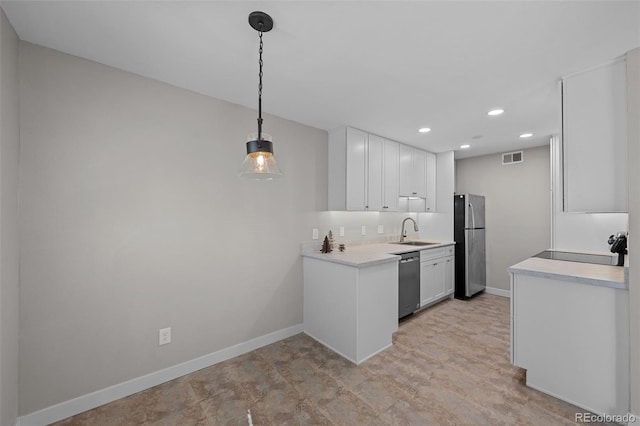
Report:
52,294,597,426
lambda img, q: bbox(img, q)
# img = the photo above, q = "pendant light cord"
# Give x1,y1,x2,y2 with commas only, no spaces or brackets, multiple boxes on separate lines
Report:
257,29,264,145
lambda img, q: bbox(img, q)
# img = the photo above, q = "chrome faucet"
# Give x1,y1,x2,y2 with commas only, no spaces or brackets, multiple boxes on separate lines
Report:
400,217,419,242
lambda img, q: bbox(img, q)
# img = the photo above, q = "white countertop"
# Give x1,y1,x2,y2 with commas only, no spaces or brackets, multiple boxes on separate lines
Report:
508,252,628,290
302,240,455,268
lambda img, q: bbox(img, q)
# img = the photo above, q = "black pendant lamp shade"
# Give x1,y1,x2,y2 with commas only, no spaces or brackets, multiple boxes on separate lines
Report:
238,11,283,180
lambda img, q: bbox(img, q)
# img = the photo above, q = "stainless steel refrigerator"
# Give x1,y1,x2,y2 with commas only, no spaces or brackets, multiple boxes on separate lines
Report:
454,194,486,299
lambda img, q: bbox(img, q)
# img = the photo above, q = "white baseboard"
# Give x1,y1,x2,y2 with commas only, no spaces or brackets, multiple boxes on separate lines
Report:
485,286,511,298
527,380,633,422
303,331,357,365
19,324,303,426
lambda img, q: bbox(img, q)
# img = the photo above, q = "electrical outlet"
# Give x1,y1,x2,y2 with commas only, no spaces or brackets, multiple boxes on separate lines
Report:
339,226,345,237
378,225,384,234
312,228,319,240
159,327,171,346
361,225,366,236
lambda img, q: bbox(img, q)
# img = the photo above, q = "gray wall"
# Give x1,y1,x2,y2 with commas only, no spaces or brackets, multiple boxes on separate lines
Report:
18,42,328,414
455,145,550,291
626,47,640,417
0,8,20,426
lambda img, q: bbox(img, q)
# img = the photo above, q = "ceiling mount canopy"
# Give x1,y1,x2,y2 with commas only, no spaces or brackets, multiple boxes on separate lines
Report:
248,11,273,32
238,11,282,180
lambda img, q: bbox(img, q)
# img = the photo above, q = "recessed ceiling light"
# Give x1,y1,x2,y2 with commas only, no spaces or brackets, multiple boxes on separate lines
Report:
460,144,471,149
488,109,504,116
418,127,431,133
520,133,533,138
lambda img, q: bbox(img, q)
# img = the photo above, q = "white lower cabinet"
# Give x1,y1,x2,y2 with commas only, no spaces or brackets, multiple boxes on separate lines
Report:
420,260,445,306
303,257,398,364
419,246,455,308
510,272,629,416
444,256,454,295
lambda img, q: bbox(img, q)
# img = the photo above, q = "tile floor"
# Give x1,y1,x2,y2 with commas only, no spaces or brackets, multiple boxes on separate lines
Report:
53,293,609,425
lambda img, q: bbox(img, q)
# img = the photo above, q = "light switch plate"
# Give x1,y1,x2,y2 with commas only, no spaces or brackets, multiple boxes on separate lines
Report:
378,225,384,234
339,226,345,237
361,226,366,236
312,228,319,240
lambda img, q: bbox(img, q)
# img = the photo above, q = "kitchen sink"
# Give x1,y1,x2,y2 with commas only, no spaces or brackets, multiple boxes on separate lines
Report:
392,241,439,246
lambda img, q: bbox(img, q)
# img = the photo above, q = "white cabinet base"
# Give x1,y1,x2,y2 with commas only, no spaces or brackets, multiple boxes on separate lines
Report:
303,257,398,364
420,247,455,308
511,273,629,416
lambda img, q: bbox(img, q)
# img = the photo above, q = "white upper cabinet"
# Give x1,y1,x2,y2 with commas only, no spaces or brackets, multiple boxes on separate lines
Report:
382,138,400,211
413,149,427,198
426,152,437,212
328,127,400,211
399,144,414,197
562,58,628,213
345,127,368,211
399,145,427,198
366,134,384,211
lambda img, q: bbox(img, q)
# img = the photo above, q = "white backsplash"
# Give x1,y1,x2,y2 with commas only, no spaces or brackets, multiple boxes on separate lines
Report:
302,210,449,254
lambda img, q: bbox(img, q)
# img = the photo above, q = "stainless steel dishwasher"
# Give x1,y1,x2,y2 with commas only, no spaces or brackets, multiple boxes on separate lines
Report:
398,251,420,318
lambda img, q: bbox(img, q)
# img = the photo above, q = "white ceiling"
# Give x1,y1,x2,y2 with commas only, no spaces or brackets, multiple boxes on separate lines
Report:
2,1,639,158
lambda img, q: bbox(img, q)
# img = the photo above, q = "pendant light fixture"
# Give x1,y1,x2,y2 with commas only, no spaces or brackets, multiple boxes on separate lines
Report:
238,11,283,180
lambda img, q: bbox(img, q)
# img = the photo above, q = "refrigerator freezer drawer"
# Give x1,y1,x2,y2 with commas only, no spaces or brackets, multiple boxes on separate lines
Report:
464,228,486,297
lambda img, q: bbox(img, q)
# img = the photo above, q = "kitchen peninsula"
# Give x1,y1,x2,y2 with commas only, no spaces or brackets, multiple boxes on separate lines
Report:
509,251,629,417
302,241,454,364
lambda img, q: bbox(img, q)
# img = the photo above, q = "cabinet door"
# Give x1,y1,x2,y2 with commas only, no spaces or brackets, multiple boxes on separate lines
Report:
420,261,435,307
413,149,427,198
432,260,446,300
346,128,368,211
420,260,445,307
367,134,384,211
444,256,455,295
426,152,437,212
562,58,627,212
382,139,399,211
399,144,414,197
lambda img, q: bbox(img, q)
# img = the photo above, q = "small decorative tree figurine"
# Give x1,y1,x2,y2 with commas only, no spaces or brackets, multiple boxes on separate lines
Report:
328,230,335,251
321,235,332,253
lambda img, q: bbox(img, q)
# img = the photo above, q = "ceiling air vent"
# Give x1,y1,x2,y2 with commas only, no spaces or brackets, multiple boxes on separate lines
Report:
502,151,523,165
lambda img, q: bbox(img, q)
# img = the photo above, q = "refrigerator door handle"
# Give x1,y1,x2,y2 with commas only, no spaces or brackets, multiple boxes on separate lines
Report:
469,202,476,230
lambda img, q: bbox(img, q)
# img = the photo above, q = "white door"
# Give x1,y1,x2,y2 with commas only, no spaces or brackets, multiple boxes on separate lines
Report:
399,144,413,197
420,260,445,307
346,128,367,211
367,134,384,211
383,139,399,211
444,256,455,295
426,152,436,212
432,260,446,300
413,149,427,198
420,261,434,307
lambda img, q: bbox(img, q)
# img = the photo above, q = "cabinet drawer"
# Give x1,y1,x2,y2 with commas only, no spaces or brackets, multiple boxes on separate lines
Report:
421,247,445,261
420,245,454,261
